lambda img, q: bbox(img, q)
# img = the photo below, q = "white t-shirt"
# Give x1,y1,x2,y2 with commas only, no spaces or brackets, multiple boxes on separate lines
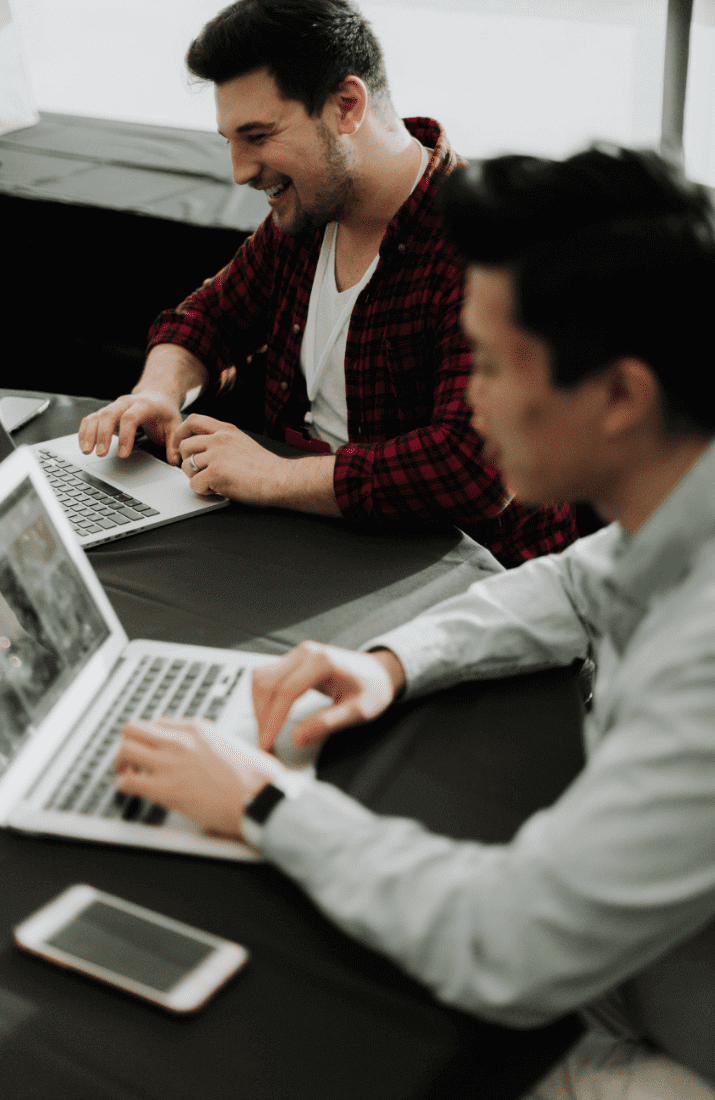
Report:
299,142,430,451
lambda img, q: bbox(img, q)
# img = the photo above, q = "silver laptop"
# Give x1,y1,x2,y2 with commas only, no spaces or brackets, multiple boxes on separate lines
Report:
0,405,227,549
0,446,324,861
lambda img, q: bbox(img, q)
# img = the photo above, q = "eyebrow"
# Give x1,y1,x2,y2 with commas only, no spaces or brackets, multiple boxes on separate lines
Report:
218,121,279,137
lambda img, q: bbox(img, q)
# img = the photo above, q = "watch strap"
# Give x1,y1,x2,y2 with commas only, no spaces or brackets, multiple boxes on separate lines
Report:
245,783,285,824
240,769,314,850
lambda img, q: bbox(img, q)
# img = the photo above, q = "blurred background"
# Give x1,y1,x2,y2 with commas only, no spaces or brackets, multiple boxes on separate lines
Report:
6,0,715,178
1,0,712,399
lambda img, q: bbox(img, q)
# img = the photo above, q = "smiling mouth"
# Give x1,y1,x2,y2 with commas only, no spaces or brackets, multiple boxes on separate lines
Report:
265,180,290,202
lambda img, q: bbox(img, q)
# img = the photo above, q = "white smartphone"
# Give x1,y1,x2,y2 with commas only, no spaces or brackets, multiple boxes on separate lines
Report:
13,884,249,1014
0,395,51,432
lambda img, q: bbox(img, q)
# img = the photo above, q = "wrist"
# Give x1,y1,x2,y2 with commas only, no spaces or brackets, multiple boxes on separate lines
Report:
274,455,340,516
138,345,208,407
239,768,314,850
369,648,407,700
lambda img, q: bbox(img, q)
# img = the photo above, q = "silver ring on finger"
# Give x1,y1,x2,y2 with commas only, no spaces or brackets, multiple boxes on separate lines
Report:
188,454,200,473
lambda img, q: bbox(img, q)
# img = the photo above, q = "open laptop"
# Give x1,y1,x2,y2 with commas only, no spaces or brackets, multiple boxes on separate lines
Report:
0,446,326,861
0,406,227,549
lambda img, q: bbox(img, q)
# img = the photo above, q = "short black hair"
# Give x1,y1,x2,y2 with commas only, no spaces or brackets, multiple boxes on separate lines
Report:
441,146,715,435
186,0,389,117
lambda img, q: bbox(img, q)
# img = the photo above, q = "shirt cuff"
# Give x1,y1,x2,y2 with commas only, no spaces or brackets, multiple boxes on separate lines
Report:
359,621,454,701
240,768,317,850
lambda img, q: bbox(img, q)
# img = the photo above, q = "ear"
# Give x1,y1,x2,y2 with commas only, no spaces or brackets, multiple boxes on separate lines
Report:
600,357,662,438
329,76,368,135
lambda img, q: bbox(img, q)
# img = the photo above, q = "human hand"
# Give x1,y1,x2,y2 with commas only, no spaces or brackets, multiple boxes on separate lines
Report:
252,641,405,754
115,717,286,837
173,414,290,504
78,391,183,463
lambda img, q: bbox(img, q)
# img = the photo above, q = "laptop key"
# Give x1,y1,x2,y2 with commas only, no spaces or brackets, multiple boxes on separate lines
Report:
142,804,168,827
120,796,144,821
40,455,157,524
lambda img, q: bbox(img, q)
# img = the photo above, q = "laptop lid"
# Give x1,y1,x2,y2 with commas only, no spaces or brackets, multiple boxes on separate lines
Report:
0,446,326,861
0,446,128,821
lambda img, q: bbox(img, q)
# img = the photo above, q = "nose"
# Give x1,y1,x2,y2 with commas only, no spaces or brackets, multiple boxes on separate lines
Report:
229,143,261,187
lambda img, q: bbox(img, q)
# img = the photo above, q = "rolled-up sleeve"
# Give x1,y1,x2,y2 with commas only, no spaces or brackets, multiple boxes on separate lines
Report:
146,221,276,387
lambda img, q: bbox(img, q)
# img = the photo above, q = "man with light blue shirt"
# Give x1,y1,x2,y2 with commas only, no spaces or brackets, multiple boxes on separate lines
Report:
116,146,715,1098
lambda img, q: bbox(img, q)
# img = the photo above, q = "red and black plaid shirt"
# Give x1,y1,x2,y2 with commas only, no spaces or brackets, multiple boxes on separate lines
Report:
147,118,576,567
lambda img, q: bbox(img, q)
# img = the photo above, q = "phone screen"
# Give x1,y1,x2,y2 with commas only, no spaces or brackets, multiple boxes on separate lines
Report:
47,901,214,992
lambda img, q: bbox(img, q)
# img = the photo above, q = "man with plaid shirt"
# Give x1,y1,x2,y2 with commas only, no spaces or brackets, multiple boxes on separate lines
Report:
78,0,576,567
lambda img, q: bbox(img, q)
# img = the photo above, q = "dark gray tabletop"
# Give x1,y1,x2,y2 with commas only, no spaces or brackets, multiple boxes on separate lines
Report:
2,387,508,655
0,388,584,1100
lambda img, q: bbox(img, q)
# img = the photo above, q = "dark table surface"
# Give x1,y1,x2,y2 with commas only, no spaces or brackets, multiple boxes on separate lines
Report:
0,389,585,1099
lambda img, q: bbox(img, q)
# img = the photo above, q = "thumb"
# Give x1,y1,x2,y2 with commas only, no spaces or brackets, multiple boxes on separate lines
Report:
290,698,366,745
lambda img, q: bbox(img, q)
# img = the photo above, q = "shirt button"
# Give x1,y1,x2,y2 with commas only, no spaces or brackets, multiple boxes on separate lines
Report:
397,243,406,253
292,323,301,333
280,381,289,391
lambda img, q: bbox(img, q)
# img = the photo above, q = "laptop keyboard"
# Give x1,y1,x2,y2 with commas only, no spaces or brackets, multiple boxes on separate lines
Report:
44,655,245,825
36,449,159,538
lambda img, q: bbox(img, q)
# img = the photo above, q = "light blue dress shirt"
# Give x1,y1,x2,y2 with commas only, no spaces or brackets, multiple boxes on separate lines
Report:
262,441,715,1030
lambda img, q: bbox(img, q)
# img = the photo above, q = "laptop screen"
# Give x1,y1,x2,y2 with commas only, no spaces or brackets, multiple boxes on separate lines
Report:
0,478,110,775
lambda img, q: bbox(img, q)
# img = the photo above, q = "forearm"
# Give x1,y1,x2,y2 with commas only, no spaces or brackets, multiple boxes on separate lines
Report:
263,705,715,1028
262,782,576,1026
273,454,341,517
146,220,275,388
135,345,209,409
362,538,603,700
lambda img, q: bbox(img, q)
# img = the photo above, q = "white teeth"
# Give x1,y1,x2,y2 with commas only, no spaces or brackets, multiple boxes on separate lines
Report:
266,182,288,198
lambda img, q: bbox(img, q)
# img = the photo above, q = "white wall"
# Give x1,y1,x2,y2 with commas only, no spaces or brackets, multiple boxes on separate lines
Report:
365,0,666,159
1,0,38,134
12,0,712,186
684,0,715,187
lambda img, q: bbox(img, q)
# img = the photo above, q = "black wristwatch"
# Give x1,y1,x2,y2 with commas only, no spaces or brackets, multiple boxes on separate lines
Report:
244,783,285,825
241,769,314,849
241,783,285,848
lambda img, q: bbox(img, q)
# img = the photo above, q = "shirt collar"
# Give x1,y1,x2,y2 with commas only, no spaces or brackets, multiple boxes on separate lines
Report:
381,117,459,246
605,439,715,651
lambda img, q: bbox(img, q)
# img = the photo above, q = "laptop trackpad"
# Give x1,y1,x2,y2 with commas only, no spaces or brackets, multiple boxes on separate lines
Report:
82,445,176,490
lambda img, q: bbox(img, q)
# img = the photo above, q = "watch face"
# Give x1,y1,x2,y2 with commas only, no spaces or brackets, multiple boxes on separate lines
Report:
246,784,285,824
